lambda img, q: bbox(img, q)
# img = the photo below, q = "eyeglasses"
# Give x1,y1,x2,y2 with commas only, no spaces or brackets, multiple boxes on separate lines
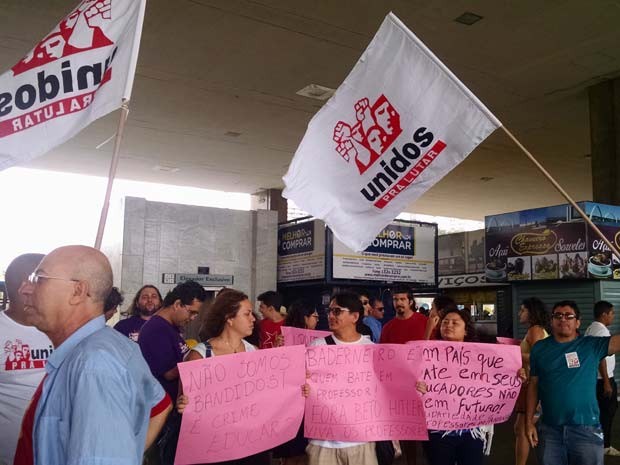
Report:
327,307,351,317
184,306,200,317
27,272,79,285
552,312,577,321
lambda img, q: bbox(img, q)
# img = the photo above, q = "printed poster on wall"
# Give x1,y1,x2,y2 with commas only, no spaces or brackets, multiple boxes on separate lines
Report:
331,221,436,284
277,220,325,282
484,204,589,283
484,201,620,282
438,233,466,276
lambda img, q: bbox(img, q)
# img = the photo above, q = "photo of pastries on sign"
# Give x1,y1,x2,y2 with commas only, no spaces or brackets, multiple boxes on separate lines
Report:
588,252,613,278
485,259,506,281
507,256,531,280
533,254,558,279
559,252,586,278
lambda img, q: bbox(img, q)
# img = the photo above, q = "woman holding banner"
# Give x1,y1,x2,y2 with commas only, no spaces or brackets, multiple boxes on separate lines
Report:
275,298,320,347
513,297,548,465
423,296,457,340
176,289,270,465
285,298,320,331
416,308,490,465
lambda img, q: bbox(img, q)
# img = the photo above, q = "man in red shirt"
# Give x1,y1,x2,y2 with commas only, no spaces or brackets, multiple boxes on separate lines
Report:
257,291,285,349
379,286,427,465
380,286,427,344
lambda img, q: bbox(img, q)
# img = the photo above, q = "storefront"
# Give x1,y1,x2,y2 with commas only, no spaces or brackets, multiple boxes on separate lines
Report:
484,202,620,345
438,230,510,340
277,218,438,326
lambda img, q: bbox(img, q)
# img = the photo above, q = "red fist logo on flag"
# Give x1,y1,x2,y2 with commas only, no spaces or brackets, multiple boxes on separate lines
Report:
12,0,114,76
333,95,402,175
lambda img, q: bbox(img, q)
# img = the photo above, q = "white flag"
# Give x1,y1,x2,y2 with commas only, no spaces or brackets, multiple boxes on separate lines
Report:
283,13,501,252
0,0,146,170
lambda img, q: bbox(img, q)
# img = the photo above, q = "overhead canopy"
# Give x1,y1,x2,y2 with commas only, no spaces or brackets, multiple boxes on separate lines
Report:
0,0,618,219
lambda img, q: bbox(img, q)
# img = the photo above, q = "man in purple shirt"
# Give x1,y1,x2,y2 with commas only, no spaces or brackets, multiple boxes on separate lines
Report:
114,285,163,342
138,280,205,403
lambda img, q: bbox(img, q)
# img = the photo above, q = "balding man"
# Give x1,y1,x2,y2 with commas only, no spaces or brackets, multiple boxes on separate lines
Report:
0,253,51,465
15,245,171,465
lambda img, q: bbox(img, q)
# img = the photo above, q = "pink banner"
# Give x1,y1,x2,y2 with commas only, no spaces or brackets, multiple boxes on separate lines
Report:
281,326,331,346
175,346,306,464
496,337,522,346
407,340,522,430
304,344,428,442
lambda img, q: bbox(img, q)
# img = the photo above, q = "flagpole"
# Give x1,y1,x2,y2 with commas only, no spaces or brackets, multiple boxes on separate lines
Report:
501,125,620,259
94,100,130,250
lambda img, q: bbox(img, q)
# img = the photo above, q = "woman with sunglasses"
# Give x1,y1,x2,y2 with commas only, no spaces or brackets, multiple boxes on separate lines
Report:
305,292,378,465
273,299,320,465
176,289,270,465
277,298,320,340
513,297,548,465
417,308,497,465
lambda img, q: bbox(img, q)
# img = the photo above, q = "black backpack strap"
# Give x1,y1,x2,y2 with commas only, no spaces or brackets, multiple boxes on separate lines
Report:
203,341,213,358
325,335,336,345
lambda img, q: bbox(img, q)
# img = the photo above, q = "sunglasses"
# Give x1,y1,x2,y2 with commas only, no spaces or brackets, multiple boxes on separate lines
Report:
327,307,351,317
552,312,577,321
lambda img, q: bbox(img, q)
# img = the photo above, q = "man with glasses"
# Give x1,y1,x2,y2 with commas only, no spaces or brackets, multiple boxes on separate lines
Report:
15,246,170,465
138,280,206,404
138,280,206,464
306,292,378,465
526,300,620,465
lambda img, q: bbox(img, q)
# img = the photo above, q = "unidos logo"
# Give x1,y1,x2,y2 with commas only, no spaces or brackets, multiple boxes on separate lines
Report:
333,94,448,210
0,0,117,138
12,0,113,76
4,339,50,370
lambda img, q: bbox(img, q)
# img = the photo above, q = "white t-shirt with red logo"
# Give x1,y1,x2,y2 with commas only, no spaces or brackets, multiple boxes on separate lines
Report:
0,310,52,465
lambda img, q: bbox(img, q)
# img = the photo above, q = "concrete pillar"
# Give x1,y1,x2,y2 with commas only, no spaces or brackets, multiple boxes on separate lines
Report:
251,188,287,223
589,78,620,204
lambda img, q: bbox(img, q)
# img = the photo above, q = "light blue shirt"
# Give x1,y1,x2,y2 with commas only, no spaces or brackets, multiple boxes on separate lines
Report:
33,316,165,465
363,315,382,342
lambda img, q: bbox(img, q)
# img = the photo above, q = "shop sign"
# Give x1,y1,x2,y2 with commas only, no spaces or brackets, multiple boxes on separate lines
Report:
485,202,620,282
438,273,505,288
170,274,234,287
277,220,325,282
332,221,436,284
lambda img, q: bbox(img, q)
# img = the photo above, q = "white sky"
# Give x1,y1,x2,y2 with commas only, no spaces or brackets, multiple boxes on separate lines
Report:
1,168,483,278
0,167,251,276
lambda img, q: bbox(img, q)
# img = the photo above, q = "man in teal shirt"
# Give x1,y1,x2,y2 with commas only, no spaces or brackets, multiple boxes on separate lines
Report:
526,300,620,465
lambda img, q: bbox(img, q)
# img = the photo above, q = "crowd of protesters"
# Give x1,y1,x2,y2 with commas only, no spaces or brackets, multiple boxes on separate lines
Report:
1,249,620,465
